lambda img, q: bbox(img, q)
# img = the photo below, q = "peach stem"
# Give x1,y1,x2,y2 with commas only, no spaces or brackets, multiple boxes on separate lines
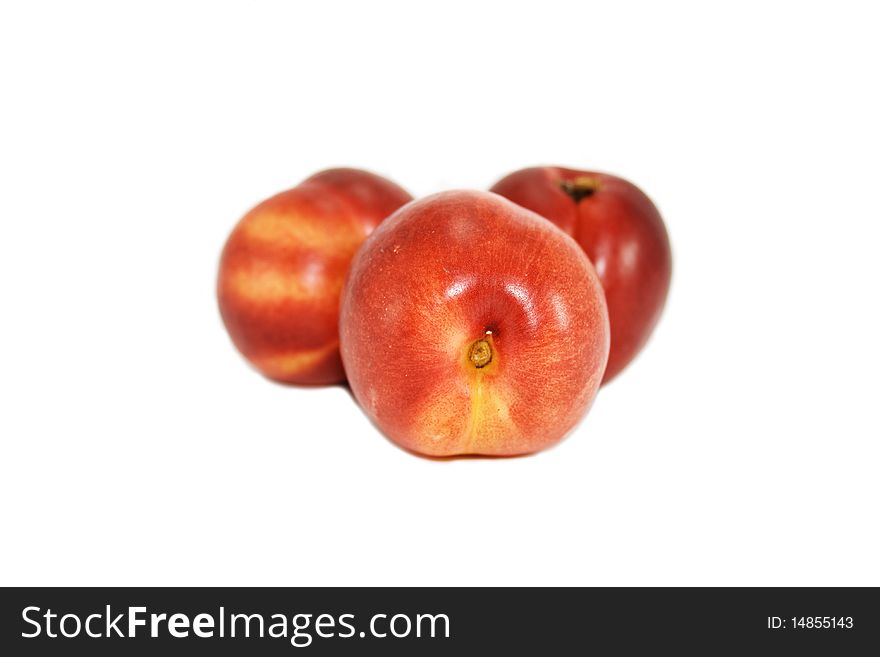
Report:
469,337,493,369
559,176,600,202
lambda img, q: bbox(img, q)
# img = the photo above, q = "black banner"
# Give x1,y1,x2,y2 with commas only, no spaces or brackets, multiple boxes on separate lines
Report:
1,587,876,654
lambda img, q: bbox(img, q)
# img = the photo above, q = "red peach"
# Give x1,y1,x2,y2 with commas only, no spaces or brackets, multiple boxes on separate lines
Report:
218,168,411,384
340,190,609,457
491,167,672,383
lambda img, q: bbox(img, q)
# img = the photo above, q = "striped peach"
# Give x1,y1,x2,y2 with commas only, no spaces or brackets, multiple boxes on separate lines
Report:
218,168,411,384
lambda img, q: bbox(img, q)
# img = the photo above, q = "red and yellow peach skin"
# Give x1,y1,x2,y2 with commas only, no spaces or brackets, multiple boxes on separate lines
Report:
218,168,411,384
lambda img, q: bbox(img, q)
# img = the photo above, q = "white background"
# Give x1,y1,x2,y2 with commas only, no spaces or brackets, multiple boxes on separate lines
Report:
1,1,878,586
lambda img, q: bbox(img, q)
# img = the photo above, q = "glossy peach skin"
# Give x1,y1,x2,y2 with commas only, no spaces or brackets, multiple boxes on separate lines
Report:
340,191,609,457
491,167,672,383
218,168,411,384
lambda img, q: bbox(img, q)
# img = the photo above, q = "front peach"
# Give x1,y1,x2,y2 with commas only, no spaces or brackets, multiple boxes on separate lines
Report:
340,190,609,456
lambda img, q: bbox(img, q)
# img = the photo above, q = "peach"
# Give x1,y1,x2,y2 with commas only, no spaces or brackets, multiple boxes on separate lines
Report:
218,168,411,384
340,190,609,457
491,167,672,383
